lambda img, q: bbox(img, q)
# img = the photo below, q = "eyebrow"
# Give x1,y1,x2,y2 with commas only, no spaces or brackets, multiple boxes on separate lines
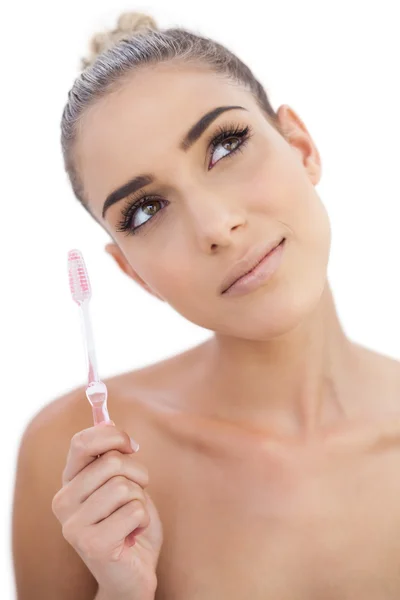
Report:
101,105,248,219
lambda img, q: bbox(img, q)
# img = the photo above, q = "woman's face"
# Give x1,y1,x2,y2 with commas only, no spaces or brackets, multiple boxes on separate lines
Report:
75,63,331,340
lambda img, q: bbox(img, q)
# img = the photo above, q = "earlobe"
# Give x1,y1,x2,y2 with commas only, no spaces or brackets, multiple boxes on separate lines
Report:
104,243,165,302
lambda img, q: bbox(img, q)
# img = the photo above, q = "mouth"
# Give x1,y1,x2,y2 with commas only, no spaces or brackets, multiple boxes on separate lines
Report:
221,237,286,295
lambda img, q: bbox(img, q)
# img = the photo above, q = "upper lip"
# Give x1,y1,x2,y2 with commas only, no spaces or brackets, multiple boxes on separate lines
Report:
220,236,285,294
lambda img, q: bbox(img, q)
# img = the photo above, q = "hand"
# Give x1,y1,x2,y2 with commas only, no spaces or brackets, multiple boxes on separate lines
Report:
52,422,163,600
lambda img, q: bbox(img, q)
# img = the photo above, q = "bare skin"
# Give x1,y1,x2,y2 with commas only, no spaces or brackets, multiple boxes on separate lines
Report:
12,63,400,597
13,337,400,599
108,339,400,600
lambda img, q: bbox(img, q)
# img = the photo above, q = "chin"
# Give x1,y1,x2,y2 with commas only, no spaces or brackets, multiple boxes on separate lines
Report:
211,269,329,342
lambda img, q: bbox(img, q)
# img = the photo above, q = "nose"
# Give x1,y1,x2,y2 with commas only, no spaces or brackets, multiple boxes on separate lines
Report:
188,196,247,253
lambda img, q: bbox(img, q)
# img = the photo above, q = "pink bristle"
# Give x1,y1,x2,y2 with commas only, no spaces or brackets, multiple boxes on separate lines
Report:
67,249,92,305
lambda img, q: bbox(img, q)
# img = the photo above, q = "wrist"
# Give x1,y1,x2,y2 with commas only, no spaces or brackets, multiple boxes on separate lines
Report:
95,584,156,600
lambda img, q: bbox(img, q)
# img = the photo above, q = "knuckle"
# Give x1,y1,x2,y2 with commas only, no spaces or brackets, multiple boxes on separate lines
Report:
52,487,70,518
130,498,146,517
51,490,62,516
123,499,146,526
121,430,132,446
71,430,90,454
112,475,133,499
104,450,123,473
110,430,129,448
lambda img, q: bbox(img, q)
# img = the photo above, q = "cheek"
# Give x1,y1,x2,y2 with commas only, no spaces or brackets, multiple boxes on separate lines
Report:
142,252,212,321
261,151,330,243
238,146,291,213
281,179,332,291
285,180,331,253
138,253,194,300
249,149,331,270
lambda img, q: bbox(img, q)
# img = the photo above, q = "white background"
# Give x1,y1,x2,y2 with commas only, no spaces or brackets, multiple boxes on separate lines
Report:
2,1,399,597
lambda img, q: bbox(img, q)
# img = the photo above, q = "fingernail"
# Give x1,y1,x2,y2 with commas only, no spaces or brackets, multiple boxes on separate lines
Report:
130,437,140,452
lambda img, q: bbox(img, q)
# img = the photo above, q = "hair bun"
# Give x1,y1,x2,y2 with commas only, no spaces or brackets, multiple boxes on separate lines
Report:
116,12,158,33
81,11,158,70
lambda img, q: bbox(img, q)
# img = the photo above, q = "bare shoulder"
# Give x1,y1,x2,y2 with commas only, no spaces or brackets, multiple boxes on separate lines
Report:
13,341,208,594
11,340,204,600
353,341,400,382
16,336,207,467
355,342,400,370
106,339,211,420
351,341,400,415
19,335,208,448
12,386,99,600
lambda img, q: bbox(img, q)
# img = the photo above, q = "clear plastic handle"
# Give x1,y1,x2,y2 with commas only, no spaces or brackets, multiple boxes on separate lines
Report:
85,381,111,425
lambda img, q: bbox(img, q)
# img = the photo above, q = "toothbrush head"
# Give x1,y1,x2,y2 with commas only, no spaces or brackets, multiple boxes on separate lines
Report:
67,249,92,306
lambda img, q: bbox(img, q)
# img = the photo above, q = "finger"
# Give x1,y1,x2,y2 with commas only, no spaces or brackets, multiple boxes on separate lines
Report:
72,476,146,527
73,450,149,504
68,499,150,561
93,498,150,553
62,423,135,484
54,451,149,521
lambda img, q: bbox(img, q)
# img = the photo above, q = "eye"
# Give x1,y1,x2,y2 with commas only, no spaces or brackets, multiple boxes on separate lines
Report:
208,124,251,169
115,123,253,237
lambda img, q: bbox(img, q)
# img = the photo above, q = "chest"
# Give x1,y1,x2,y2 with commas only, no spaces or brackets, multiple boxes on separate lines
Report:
153,435,400,599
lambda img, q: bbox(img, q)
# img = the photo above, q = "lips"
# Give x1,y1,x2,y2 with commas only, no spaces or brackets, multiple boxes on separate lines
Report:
220,237,285,294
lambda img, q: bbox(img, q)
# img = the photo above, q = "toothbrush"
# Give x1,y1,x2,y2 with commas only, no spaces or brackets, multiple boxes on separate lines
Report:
67,249,111,425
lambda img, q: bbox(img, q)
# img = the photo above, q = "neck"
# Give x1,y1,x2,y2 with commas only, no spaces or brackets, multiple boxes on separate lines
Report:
200,281,358,438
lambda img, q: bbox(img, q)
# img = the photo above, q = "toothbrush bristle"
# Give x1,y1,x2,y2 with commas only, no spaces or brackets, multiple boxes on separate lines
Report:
67,249,92,305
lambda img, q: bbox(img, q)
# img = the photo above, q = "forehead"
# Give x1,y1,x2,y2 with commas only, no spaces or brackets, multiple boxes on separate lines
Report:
75,64,256,217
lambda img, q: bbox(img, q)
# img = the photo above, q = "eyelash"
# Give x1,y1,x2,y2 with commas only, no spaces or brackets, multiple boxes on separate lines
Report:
116,122,253,236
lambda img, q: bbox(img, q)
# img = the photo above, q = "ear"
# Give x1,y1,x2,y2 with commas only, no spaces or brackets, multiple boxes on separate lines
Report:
105,243,165,302
276,104,321,185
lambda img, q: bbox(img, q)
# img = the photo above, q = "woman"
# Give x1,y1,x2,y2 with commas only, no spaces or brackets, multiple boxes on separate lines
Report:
12,11,400,600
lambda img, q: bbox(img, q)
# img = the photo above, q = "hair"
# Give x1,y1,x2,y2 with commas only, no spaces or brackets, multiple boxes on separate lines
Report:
60,11,286,225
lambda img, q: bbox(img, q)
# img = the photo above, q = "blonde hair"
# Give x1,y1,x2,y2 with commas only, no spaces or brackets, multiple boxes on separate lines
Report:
81,12,158,70
61,11,284,222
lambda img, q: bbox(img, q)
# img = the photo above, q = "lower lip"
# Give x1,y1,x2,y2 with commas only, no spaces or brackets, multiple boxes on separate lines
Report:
222,238,286,297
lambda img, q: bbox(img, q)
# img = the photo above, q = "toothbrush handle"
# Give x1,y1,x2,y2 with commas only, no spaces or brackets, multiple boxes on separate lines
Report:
85,382,111,426
92,403,111,425
92,402,111,459
81,302,100,383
